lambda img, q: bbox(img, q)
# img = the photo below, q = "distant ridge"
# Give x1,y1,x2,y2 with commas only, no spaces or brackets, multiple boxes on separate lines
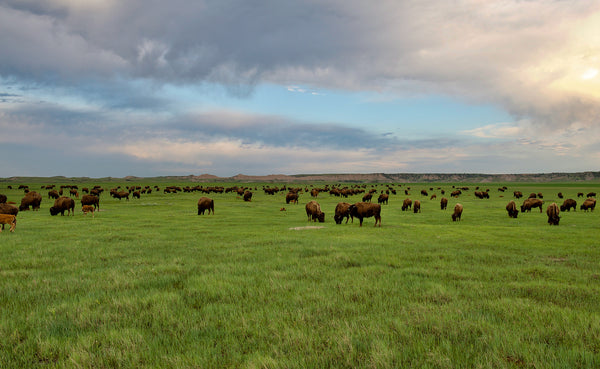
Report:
2,172,600,183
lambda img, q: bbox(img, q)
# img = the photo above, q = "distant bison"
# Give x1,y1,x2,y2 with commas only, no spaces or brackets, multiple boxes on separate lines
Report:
557,192,563,199
377,193,389,205
452,203,463,221
81,194,100,210
513,191,523,199
587,192,596,198
243,190,253,202
50,196,75,216
48,190,60,199
19,191,42,211
0,194,6,204
362,193,372,202
305,200,325,223
0,214,16,233
440,197,448,210
334,202,352,224
560,199,577,212
521,198,543,213
580,198,596,212
285,192,299,204
413,200,421,213
197,197,215,215
401,198,412,211
506,200,519,218
349,202,381,227
546,203,560,225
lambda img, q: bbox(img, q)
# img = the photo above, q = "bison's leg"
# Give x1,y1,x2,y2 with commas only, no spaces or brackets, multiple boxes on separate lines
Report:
374,215,381,227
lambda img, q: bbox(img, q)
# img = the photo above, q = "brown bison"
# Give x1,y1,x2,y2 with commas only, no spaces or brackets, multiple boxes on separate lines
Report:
587,192,596,198
580,198,596,212
546,203,560,225
305,200,325,223
19,191,42,211
197,197,215,215
557,192,563,199
413,200,421,213
362,192,372,202
243,190,253,202
377,193,389,205
577,192,584,198
0,214,16,233
560,199,577,212
0,194,6,204
285,192,299,204
452,203,463,221
440,197,448,210
401,198,412,211
0,203,18,231
506,200,519,218
50,196,75,216
334,202,352,224
521,198,543,213
349,202,381,227
82,205,95,217
81,194,100,210
513,191,523,199
48,190,60,199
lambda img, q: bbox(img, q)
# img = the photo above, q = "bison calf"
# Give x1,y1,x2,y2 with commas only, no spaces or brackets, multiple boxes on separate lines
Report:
82,205,95,217
0,214,16,232
349,202,381,227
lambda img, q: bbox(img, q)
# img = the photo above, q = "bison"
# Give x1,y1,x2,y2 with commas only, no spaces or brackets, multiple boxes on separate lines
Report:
377,193,389,205
334,202,352,224
243,190,253,202
285,192,299,204
587,192,596,198
452,203,463,221
0,214,16,233
349,202,381,227
19,191,42,211
506,200,519,218
521,198,543,213
401,198,412,211
197,197,215,215
513,191,523,199
48,190,60,199
546,203,560,225
413,200,421,213
440,197,448,210
82,205,95,217
50,196,75,216
560,199,577,212
305,200,325,223
81,194,100,210
362,193,372,202
0,194,7,204
580,198,596,212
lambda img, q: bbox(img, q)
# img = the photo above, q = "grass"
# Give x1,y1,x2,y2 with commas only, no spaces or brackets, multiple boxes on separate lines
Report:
0,181,599,368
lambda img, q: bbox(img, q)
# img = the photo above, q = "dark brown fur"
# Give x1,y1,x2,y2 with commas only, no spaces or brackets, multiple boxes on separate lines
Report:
334,202,352,224
50,196,75,216
349,202,381,227
197,197,215,215
305,200,325,223
452,203,463,221
546,203,560,225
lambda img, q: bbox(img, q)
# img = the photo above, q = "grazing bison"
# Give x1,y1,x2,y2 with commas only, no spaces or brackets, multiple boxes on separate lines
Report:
243,190,253,202
285,192,299,204
82,205,95,217
528,193,537,199
506,200,519,218
349,202,381,227
305,200,325,223
413,200,421,213
580,198,596,212
546,203,560,225
560,199,577,212
513,191,523,199
0,214,16,233
48,190,60,199
362,193,372,202
557,192,563,199
587,192,596,198
401,198,412,211
197,197,215,215
452,203,463,221
521,198,543,213
0,194,7,204
50,196,75,216
421,189,428,196
81,194,100,210
440,197,448,210
577,192,584,198
377,193,389,205
19,191,42,211
334,202,352,224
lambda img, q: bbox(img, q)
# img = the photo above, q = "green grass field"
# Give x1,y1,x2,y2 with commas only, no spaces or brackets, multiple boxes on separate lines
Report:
1,180,599,368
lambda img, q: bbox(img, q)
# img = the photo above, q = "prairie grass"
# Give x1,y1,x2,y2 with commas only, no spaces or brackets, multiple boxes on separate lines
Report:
0,181,599,368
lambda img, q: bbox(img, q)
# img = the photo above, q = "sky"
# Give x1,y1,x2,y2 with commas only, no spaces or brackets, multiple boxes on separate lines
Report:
1,0,599,178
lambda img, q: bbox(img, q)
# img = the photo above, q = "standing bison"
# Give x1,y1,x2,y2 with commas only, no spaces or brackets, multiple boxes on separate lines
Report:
560,199,576,212
285,192,299,204
452,203,463,221
377,193,389,205
243,191,253,202
521,198,543,213
197,197,215,215
305,200,325,223
506,200,519,218
50,196,75,216
334,202,352,224
349,202,381,227
440,197,448,210
81,194,100,210
19,191,42,211
401,198,412,211
413,200,421,213
546,203,560,225
580,198,596,212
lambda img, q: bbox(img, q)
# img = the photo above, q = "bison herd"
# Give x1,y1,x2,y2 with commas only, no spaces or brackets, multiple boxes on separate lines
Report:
0,183,598,233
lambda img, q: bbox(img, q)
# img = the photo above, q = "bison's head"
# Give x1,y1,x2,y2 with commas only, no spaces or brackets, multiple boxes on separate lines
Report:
49,207,59,216
317,212,325,223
